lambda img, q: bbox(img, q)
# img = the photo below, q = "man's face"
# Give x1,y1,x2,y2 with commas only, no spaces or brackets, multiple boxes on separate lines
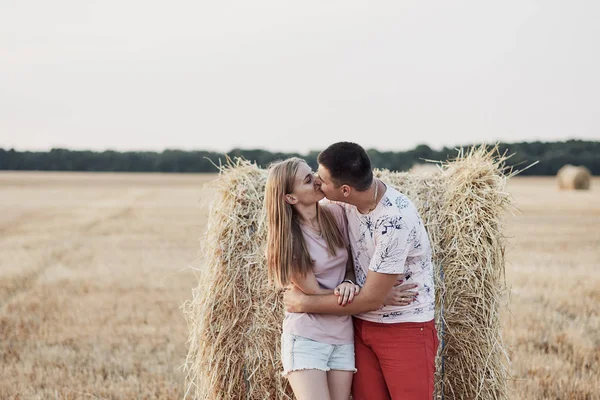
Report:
316,164,345,202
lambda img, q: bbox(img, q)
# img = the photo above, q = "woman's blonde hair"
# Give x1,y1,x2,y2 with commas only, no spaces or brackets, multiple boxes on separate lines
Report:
265,157,346,288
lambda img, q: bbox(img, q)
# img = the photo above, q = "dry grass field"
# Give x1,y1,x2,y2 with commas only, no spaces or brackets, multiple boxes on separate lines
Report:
1,172,598,399
502,177,600,399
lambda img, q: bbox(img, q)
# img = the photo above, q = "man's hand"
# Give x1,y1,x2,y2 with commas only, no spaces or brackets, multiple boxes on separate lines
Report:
384,282,419,306
283,284,307,313
334,282,361,306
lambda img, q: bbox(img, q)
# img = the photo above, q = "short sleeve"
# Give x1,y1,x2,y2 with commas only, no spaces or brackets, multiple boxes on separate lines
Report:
368,214,416,274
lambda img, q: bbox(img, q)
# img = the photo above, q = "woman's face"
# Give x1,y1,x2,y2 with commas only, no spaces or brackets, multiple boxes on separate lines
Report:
288,162,325,206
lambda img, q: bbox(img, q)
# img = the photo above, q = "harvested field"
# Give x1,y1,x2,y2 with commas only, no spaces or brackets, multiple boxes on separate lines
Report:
0,172,598,399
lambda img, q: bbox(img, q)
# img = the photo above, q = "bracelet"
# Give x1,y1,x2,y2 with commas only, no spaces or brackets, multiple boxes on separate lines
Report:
342,279,356,285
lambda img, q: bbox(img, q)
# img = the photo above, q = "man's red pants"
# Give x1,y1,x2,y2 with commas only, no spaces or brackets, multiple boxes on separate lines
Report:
352,318,439,400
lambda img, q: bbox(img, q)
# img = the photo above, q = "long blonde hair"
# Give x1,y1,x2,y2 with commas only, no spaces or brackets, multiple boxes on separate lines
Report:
265,158,346,288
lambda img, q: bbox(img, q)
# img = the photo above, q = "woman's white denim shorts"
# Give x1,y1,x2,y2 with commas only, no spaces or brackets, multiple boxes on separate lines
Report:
281,333,356,377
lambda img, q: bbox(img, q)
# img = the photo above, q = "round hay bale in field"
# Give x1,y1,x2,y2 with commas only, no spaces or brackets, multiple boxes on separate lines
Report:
557,164,591,190
183,147,511,400
409,162,442,174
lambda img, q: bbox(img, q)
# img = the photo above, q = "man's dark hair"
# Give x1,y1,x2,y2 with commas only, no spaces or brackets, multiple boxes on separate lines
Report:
317,142,373,191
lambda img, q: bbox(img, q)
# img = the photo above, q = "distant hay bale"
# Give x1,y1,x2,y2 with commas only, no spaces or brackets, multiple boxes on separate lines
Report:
182,146,512,400
557,165,591,190
409,162,442,174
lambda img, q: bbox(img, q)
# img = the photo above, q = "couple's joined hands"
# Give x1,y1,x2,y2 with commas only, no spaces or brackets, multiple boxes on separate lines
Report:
284,276,419,311
333,280,418,307
333,282,360,306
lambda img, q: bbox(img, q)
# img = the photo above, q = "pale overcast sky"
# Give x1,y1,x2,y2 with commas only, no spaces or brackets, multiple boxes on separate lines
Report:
1,0,599,153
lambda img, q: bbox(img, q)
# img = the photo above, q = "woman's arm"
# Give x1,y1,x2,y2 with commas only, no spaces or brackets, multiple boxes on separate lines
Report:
334,246,361,305
291,270,333,296
285,270,412,315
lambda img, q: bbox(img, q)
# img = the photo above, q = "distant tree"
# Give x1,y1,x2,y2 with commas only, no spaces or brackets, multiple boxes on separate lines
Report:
0,140,598,175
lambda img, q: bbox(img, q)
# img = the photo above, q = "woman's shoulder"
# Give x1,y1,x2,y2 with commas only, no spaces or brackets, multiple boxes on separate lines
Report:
320,201,346,217
320,201,348,235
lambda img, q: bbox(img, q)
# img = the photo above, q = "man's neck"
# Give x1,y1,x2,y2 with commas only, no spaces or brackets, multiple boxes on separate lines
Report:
354,179,384,215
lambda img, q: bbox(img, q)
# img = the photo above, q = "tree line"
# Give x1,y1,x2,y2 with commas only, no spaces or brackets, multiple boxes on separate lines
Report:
0,140,598,175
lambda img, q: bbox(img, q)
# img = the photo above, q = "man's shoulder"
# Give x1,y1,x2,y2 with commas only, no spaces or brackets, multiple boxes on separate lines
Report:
376,188,423,227
381,185,417,212
381,184,411,202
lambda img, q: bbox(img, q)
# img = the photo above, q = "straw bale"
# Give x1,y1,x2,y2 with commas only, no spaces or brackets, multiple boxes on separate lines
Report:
183,146,512,400
557,164,591,190
377,145,511,399
181,159,290,399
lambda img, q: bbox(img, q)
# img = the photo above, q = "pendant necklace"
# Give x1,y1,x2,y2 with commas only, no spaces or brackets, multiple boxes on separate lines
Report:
369,179,379,212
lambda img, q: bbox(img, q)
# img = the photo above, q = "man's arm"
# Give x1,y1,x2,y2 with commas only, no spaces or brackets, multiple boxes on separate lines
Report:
284,270,417,315
285,209,420,314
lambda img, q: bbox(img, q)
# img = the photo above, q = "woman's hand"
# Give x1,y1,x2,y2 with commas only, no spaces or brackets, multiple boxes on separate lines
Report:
334,282,360,306
384,282,419,307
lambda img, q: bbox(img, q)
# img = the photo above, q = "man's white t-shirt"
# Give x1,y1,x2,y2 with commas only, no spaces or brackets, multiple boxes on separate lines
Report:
340,183,435,323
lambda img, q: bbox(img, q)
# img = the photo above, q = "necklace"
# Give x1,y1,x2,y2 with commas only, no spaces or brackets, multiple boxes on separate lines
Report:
370,179,379,212
308,225,322,237
301,220,322,236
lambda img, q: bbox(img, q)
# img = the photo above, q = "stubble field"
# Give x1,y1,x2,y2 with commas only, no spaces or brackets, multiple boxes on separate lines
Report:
1,172,598,399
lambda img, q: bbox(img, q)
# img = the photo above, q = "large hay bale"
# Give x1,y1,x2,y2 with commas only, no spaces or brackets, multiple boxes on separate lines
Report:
377,146,511,399
183,146,511,400
557,164,591,190
181,161,290,399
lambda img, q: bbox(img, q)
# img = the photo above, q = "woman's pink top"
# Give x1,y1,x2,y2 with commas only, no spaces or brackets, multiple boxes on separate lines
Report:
282,203,353,344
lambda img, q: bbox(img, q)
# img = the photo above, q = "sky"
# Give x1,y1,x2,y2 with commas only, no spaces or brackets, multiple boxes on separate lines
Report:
1,0,599,154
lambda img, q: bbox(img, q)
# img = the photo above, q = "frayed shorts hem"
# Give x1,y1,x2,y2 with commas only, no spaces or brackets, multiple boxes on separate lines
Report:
281,366,358,378
281,333,356,378
281,366,329,378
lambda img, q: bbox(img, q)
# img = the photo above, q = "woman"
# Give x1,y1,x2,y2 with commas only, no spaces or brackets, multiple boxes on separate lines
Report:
265,157,359,400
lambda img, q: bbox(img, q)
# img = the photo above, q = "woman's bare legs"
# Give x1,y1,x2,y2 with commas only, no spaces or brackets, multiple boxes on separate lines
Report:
287,369,331,400
327,370,353,400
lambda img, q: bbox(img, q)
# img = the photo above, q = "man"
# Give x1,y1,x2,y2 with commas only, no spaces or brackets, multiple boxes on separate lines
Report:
284,142,438,399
